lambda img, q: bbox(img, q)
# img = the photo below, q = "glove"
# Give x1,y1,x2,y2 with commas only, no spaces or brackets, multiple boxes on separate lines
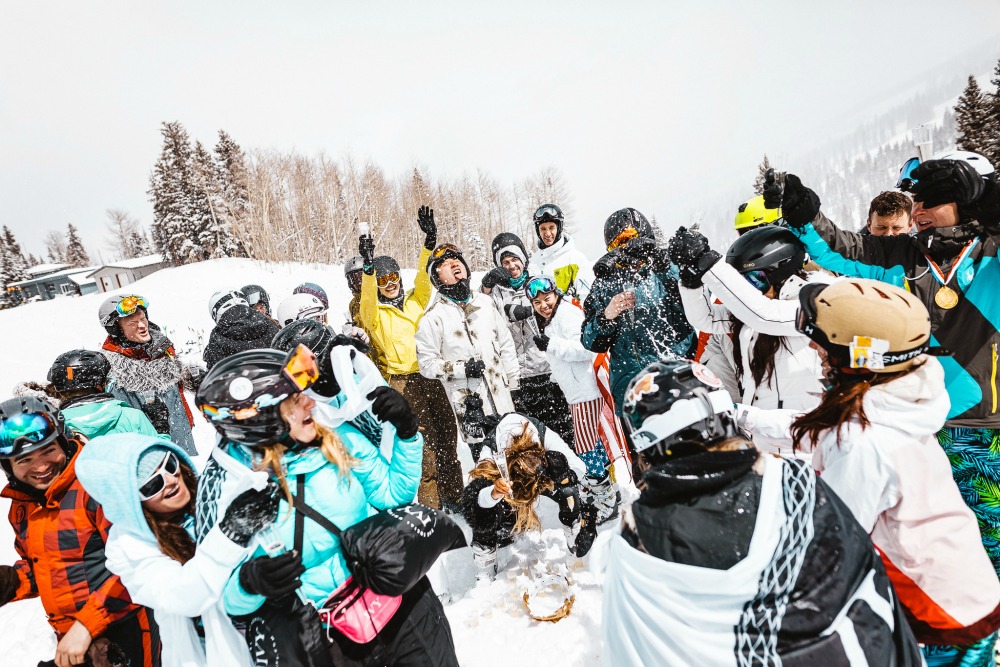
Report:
668,227,721,289
219,482,282,547
762,168,783,210
504,304,533,321
570,504,599,557
963,179,1000,225
366,386,419,440
533,334,549,351
481,267,512,289
238,551,305,599
910,159,986,210
780,174,821,228
359,235,376,272
417,205,437,250
0,564,19,606
464,358,486,379
593,251,618,279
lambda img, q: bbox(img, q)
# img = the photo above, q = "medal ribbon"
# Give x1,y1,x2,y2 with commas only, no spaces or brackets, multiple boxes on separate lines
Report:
924,239,979,287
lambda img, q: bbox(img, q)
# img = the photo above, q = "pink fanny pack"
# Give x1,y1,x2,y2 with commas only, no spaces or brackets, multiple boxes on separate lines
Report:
317,577,402,644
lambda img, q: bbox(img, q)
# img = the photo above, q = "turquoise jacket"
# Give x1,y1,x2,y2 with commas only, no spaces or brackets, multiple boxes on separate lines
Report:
61,394,163,442
221,424,423,615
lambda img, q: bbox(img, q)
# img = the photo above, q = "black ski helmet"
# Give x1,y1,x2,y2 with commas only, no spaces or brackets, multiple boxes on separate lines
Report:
427,245,471,289
622,359,737,460
372,255,401,278
533,204,565,248
603,208,654,251
271,320,342,398
491,232,528,268
47,350,111,393
293,282,329,310
725,226,806,292
195,348,306,446
241,284,271,317
0,396,70,480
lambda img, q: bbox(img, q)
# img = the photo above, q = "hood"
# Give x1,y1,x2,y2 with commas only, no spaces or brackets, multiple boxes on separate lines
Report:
534,233,577,261
75,433,196,542
493,413,539,457
209,306,280,347
861,357,950,440
62,397,138,435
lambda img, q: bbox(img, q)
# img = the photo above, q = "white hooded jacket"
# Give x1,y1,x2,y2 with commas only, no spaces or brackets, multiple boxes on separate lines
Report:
542,299,601,405
531,233,594,301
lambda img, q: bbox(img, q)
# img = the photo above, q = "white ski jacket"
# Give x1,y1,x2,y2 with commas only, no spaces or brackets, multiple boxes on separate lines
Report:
531,234,594,301
415,292,520,419
486,281,551,380
542,300,601,405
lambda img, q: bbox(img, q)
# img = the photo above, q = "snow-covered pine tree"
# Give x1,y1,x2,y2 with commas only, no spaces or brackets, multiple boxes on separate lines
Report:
44,229,67,264
214,131,250,255
985,58,1000,169
149,121,201,265
954,75,990,156
753,155,773,195
191,140,233,260
64,223,90,267
26,253,40,267
649,214,667,247
0,226,29,305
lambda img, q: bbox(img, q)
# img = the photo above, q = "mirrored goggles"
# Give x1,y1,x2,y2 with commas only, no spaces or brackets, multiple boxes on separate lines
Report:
608,227,639,251
525,276,559,300
0,412,59,458
896,157,920,191
534,205,562,223
376,271,401,288
431,243,462,260
138,452,181,501
282,344,320,392
116,295,148,318
743,270,771,293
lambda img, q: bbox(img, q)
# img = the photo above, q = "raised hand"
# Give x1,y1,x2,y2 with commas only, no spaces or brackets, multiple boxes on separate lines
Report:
417,205,437,250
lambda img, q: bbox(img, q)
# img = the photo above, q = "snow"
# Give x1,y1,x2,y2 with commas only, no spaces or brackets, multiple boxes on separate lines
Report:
0,257,630,667
90,253,168,271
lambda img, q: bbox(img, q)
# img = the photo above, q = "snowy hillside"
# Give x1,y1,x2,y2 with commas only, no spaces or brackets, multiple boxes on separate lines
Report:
0,257,626,667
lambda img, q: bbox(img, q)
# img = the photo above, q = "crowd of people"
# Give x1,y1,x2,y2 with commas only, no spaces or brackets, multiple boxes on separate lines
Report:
2,149,1000,666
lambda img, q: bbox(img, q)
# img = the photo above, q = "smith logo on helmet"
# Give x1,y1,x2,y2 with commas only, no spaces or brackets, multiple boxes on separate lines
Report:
626,373,659,407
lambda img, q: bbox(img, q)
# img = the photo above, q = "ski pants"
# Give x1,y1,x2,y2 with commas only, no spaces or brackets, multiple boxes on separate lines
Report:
570,398,612,479
389,373,462,509
512,374,574,448
329,577,458,667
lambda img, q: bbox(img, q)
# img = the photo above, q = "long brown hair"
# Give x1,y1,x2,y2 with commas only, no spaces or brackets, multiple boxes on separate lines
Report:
730,320,787,391
256,423,358,507
142,462,198,564
790,365,920,451
469,423,553,533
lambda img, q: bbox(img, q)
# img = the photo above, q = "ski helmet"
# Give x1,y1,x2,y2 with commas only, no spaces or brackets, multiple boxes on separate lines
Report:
47,350,111,393
271,319,341,398
276,293,327,327
98,294,149,338
734,195,782,232
491,232,528,268
240,284,272,317
0,396,67,463
796,278,932,374
195,346,319,446
603,208,654,251
622,360,736,459
208,290,249,323
533,204,565,248
293,282,329,310
932,149,996,181
344,256,365,294
725,226,806,293
372,255,400,279
427,244,471,289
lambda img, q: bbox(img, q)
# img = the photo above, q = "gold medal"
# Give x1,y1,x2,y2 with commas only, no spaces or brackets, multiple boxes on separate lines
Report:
935,285,960,309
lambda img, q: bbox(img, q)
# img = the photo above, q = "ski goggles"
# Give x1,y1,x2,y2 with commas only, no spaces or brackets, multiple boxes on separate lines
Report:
138,452,181,501
607,227,639,251
534,205,562,223
896,157,920,191
431,244,463,260
525,276,559,300
116,295,148,318
376,271,401,288
743,270,771,293
281,344,321,392
0,411,60,458
244,290,264,306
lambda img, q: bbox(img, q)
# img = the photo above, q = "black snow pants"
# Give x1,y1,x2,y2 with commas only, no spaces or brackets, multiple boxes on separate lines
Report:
512,374,574,449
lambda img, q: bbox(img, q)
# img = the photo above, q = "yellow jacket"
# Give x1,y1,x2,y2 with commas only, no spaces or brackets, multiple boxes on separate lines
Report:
358,247,432,376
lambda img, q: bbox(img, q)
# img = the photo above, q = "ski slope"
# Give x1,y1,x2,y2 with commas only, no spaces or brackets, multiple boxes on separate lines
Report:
0,257,626,667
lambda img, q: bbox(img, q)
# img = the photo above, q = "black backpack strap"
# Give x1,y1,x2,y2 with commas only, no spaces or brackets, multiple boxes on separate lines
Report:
294,475,306,553
293,474,343,538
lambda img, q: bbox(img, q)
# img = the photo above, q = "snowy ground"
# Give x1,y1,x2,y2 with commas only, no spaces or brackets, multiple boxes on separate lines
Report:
0,257,631,666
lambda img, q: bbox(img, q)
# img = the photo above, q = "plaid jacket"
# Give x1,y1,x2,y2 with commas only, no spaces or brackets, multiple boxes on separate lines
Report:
2,440,141,636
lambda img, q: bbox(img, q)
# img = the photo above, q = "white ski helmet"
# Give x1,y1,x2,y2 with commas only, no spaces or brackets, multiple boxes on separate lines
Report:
208,290,249,323
933,149,995,180
276,293,327,327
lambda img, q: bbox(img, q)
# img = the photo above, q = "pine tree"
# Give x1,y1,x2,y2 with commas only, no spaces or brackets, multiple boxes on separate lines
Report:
214,130,249,258
753,155,773,195
0,226,29,305
954,75,990,156
64,223,90,267
649,214,667,247
985,58,1000,169
191,140,224,259
149,121,201,265
26,253,40,267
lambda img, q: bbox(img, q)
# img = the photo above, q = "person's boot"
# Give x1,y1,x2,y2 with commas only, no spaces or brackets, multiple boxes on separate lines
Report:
472,541,498,581
585,473,620,525
565,504,599,557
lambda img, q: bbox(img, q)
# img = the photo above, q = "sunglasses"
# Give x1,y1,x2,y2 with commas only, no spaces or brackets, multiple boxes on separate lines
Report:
282,344,321,392
896,157,920,191
116,295,148,318
743,270,771,293
431,243,462,260
138,452,181,501
608,227,639,251
376,272,401,288
525,276,559,300
0,412,59,458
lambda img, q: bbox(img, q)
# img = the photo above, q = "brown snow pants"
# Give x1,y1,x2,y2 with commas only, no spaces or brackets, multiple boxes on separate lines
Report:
388,372,462,509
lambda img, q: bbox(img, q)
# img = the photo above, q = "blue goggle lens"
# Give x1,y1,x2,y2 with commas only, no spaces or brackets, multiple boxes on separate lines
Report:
525,277,558,299
896,157,920,190
743,270,771,293
0,413,57,457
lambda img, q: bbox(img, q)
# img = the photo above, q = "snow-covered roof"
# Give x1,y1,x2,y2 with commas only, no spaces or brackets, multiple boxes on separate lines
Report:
25,262,71,277
9,265,99,287
87,254,167,276
67,270,97,286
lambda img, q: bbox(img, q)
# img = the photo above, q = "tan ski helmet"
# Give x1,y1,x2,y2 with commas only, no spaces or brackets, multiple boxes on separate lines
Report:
796,278,931,373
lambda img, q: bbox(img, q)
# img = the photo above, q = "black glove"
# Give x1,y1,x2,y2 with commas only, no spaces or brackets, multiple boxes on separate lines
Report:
359,235,376,273
239,551,305,599
762,168,783,210
964,179,1000,225
593,251,618,279
481,267,512,289
570,504,599,557
910,159,986,210
417,205,437,250
668,227,721,289
533,334,549,351
464,358,486,379
504,304,533,321
780,174,821,228
219,482,282,547
0,564,19,606
366,386,419,440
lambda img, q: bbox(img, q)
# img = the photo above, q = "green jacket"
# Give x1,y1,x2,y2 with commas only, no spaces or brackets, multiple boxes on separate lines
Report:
60,394,162,440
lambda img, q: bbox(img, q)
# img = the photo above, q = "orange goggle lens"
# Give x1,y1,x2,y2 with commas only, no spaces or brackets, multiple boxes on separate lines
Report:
282,344,320,392
432,243,462,259
608,227,639,251
116,295,148,317
377,272,401,288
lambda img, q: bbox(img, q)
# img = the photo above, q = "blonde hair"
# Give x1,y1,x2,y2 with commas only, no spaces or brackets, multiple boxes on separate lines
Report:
469,423,553,533
256,423,357,506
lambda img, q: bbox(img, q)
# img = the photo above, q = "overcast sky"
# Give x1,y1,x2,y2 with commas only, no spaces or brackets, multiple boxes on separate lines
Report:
2,0,1000,261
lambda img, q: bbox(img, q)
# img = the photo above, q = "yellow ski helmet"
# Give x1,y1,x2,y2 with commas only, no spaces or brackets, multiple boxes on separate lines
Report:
734,195,781,232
